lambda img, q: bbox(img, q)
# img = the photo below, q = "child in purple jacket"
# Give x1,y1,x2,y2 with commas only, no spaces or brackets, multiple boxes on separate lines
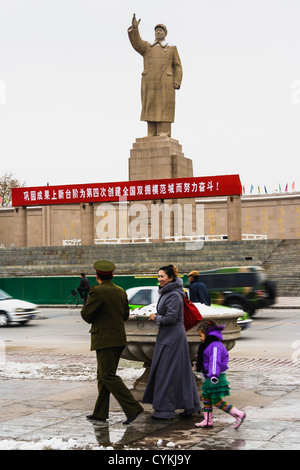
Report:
195,320,246,429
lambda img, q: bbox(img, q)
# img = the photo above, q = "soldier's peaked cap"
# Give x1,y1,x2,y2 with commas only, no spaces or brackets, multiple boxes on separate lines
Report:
155,24,167,34
94,260,116,275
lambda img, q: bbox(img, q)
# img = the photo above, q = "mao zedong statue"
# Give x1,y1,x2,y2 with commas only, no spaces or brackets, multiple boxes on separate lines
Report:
128,14,183,138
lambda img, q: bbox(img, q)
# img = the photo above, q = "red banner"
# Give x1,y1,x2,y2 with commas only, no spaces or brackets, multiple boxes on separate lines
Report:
11,174,242,207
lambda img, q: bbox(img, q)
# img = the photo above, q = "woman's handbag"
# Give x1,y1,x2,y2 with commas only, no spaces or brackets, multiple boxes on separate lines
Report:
183,294,202,331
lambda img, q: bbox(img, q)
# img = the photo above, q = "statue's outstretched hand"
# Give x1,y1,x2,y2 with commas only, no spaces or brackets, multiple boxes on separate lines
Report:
131,13,141,28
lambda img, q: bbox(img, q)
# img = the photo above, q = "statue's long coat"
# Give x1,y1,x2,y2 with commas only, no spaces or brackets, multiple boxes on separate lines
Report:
128,26,183,123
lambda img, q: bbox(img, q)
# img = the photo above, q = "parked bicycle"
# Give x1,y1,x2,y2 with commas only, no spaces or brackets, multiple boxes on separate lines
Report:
66,289,82,309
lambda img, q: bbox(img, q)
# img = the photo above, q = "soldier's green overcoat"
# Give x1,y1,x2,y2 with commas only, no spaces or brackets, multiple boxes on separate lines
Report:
81,280,129,350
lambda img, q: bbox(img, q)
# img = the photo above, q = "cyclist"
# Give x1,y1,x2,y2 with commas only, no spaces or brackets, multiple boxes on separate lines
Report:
77,273,90,305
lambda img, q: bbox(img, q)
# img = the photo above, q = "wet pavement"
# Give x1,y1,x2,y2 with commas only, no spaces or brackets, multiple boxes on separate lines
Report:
0,353,299,451
0,299,299,452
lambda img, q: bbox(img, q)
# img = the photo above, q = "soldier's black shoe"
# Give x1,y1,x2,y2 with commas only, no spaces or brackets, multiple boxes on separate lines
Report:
86,414,107,422
123,409,143,425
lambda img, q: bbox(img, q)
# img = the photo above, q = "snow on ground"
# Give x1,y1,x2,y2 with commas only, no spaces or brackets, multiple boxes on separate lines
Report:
0,437,107,450
0,361,144,382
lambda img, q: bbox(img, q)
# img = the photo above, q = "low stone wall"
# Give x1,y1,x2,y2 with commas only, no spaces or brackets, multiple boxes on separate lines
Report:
1,239,299,296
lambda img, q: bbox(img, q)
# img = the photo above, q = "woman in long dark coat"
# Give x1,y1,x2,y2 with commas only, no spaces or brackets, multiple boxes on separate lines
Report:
142,265,201,419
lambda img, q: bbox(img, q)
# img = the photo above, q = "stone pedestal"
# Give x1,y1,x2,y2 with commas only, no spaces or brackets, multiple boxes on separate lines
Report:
128,136,196,242
129,136,193,181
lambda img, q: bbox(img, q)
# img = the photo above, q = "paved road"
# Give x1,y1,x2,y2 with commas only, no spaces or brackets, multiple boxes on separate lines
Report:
1,306,300,360
1,308,89,354
230,307,300,360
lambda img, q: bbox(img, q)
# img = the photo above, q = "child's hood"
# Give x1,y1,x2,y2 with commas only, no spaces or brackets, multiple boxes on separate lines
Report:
207,325,224,341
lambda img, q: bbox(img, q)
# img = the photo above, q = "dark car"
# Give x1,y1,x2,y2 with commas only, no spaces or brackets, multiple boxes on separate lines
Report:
192,266,276,316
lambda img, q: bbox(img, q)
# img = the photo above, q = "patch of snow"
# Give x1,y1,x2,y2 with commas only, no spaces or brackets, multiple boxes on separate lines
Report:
0,437,105,450
0,362,144,382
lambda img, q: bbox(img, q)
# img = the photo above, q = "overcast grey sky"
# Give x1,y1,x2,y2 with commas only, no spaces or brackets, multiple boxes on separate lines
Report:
0,0,299,194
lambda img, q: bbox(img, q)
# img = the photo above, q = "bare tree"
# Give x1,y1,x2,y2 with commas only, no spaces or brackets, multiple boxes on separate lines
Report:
0,172,26,206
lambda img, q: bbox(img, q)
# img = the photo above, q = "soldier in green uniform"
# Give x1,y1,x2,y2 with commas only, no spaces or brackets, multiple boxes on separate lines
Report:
81,260,143,424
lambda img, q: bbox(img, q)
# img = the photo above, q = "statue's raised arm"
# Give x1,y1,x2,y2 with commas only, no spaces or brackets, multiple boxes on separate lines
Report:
128,14,183,138
129,13,141,30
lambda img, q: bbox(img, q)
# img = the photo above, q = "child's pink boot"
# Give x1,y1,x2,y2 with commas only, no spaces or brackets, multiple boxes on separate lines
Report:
229,407,246,428
195,412,213,428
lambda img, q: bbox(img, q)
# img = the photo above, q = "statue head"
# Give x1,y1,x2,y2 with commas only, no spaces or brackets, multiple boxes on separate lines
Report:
154,24,167,39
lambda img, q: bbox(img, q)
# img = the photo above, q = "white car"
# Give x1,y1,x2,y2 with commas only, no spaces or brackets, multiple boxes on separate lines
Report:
126,285,252,329
0,289,40,326
127,286,160,309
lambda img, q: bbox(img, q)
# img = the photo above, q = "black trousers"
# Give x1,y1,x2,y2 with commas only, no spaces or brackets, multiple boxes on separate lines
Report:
77,287,88,304
93,346,143,419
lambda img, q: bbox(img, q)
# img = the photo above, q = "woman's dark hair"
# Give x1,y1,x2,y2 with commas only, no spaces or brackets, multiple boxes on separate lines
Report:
159,264,178,280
